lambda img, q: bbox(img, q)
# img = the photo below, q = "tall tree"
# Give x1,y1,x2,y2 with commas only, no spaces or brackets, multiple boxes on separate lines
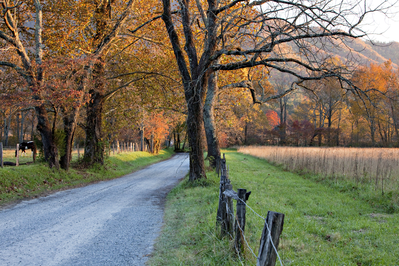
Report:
161,0,388,180
0,0,61,167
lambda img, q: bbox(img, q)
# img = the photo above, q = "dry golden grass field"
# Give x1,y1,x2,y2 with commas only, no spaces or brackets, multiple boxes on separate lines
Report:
238,146,399,197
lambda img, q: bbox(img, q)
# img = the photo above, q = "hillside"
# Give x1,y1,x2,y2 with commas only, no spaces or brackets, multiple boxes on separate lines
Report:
265,35,399,87
286,36,399,68
366,40,399,66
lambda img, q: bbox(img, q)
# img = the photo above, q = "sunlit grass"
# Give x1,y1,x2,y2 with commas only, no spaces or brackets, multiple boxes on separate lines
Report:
239,146,399,211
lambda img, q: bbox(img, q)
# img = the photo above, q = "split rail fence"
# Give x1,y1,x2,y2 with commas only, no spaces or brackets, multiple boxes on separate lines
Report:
216,154,285,266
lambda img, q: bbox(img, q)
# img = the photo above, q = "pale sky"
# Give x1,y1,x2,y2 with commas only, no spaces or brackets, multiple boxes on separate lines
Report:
359,2,399,43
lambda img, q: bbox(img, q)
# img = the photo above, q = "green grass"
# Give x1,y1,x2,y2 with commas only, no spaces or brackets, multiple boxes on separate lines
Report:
149,150,399,265
0,149,174,206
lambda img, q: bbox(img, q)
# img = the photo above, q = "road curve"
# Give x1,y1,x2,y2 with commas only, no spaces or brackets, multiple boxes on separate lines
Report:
0,153,189,266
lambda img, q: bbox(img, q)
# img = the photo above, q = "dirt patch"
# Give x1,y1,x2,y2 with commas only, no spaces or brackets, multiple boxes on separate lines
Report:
145,177,185,208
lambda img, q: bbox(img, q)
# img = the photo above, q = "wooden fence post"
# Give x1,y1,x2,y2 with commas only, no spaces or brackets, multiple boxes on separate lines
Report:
32,143,37,163
217,158,228,237
16,144,19,167
257,211,285,266
216,155,220,176
224,183,234,238
235,188,247,254
0,142,3,168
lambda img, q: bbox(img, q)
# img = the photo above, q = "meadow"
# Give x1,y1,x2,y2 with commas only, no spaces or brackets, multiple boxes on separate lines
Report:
149,150,399,265
238,146,399,210
1,146,85,165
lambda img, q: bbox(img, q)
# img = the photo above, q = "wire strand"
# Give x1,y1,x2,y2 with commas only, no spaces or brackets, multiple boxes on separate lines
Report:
226,202,258,259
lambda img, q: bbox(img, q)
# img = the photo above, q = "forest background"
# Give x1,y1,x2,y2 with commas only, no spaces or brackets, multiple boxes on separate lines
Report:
1,0,399,177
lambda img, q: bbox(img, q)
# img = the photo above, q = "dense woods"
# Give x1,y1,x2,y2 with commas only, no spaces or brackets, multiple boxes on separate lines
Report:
0,0,398,180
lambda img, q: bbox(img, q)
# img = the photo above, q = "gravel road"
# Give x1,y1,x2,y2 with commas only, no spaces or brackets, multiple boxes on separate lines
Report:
0,153,189,266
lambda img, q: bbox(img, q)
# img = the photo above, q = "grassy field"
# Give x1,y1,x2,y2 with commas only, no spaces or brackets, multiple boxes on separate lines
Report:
239,146,399,212
1,146,90,165
0,148,174,206
149,150,399,265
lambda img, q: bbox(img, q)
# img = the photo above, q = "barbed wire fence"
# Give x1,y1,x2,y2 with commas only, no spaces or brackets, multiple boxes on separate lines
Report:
216,154,285,266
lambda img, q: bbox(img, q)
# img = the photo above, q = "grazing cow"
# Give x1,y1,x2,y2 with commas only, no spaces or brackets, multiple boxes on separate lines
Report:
15,141,36,157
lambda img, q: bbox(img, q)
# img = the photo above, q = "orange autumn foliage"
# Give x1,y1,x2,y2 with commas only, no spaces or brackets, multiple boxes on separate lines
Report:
144,112,169,154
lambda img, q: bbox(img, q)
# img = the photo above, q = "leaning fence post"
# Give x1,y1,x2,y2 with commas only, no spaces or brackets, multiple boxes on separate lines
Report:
216,171,226,234
0,142,3,168
257,211,285,266
16,143,19,167
235,188,247,254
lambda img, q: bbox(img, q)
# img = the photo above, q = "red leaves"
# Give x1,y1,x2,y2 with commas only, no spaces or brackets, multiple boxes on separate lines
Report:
265,110,280,128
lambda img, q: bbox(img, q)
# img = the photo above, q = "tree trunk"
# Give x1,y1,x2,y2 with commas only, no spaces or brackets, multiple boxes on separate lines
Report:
83,60,105,165
318,104,323,146
370,118,376,146
140,126,144,151
35,105,59,169
336,109,341,146
204,71,220,168
4,113,11,146
31,112,35,141
16,112,20,143
186,90,207,181
60,109,79,170
84,90,104,165
161,0,211,181
278,97,287,145
20,110,26,142
390,103,399,141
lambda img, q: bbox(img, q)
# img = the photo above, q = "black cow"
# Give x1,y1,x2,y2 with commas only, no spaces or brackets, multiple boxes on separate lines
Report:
15,141,36,157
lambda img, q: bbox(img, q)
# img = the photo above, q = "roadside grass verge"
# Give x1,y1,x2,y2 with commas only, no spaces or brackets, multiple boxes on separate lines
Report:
149,150,399,265
0,149,174,206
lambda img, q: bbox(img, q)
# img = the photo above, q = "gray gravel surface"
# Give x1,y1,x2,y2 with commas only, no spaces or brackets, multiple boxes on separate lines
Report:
0,153,189,266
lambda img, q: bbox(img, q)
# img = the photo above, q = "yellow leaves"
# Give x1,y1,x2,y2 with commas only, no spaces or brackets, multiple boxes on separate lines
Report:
353,62,394,97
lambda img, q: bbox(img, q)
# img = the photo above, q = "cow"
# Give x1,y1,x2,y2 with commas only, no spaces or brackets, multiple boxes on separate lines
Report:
15,141,36,157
